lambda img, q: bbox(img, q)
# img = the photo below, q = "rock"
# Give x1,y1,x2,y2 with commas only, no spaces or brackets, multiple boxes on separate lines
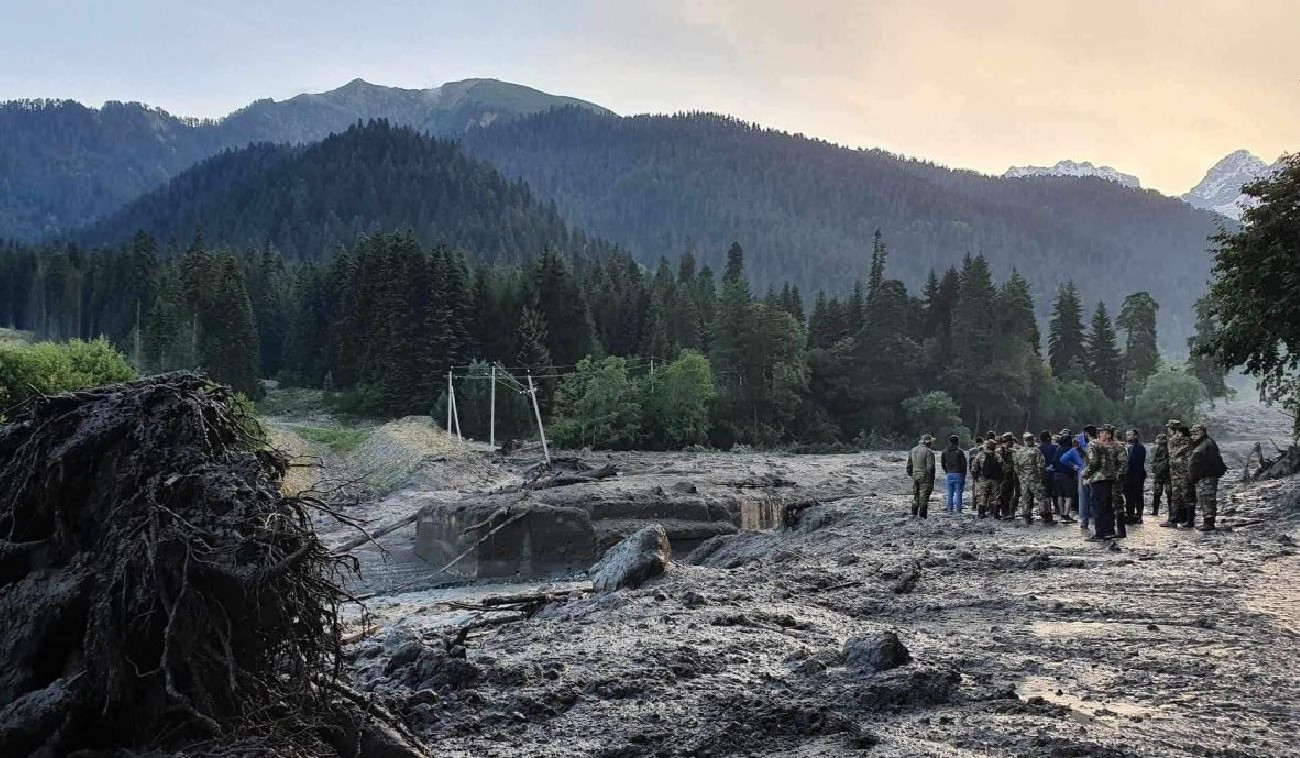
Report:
591,524,672,592
682,590,709,608
843,631,911,672
672,481,698,494
892,569,920,594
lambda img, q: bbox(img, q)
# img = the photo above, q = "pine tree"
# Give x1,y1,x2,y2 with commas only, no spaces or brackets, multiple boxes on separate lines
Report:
867,229,886,297
1048,283,1087,376
1117,291,1160,399
1187,296,1229,401
723,242,745,284
1085,301,1123,400
846,281,866,335
200,253,262,397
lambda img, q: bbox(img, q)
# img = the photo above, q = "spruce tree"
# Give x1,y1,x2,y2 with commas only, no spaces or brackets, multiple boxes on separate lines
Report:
1187,297,1229,401
1117,291,1160,399
200,253,262,397
723,242,745,284
1085,301,1123,400
1048,283,1087,376
846,281,866,335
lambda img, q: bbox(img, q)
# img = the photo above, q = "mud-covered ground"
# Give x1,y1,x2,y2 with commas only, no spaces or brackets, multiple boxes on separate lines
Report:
335,401,1299,757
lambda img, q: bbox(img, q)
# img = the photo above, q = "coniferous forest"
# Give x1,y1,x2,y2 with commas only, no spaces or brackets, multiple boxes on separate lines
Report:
0,222,1223,448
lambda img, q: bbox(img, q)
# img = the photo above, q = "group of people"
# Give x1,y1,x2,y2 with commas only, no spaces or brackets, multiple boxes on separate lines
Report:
906,419,1229,540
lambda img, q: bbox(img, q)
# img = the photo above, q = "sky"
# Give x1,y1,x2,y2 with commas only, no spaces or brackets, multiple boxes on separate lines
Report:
2,0,1296,194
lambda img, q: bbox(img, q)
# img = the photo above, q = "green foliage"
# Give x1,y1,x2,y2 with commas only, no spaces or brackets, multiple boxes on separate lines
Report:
1199,157,1300,427
552,356,642,450
1130,368,1207,432
639,351,718,449
0,338,136,412
1188,297,1231,402
902,391,970,442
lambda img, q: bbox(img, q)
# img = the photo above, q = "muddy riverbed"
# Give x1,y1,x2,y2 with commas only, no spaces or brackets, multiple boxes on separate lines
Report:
330,401,1299,757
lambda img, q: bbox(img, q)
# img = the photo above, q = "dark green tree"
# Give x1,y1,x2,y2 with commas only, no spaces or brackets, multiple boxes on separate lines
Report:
1085,301,1123,400
1117,291,1160,400
1048,283,1087,376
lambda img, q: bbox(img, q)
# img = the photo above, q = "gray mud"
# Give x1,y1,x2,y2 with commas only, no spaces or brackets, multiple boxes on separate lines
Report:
339,401,1300,757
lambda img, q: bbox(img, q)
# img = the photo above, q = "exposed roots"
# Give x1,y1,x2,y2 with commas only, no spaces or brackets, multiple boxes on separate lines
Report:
0,373,424,757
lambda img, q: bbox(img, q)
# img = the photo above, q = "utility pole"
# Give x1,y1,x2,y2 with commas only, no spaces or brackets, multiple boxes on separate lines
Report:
527,373,550,466
446,371,454,438
489,364,497,450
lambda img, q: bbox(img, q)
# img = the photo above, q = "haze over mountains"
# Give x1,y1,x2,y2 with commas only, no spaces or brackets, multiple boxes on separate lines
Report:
1,76,1266,347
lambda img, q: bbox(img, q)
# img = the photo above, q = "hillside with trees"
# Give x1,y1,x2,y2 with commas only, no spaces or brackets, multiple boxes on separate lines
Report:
1,227,1221,446
76,121,613,263
0,78,607,240
463,107,1227,348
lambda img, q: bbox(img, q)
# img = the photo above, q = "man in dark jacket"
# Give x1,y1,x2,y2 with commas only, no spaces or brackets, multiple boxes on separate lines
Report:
941,435,968,514
1188,424,1228,531
1150,433,1170,517
1038,430,1062,519
1124,429,1148,524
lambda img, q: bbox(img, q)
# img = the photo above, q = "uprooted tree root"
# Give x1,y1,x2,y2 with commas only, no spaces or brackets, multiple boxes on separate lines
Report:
0,373,426,758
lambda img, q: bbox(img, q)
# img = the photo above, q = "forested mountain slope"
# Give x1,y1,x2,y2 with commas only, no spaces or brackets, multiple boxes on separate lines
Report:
463,108,1226,345
0,79,607,240
77,121,611,263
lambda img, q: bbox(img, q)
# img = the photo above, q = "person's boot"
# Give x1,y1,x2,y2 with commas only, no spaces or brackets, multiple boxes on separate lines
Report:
1196,517,1216,532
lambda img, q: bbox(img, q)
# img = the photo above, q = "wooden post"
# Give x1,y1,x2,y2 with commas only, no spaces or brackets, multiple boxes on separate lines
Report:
489,364,497,450
446,371,454,437
527,373,550,466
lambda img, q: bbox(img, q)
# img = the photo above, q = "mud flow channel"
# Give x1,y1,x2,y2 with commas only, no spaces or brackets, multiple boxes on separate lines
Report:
331,403,1299,757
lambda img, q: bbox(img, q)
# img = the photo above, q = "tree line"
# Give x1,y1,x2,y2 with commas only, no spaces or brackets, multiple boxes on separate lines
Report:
0,230,1226,447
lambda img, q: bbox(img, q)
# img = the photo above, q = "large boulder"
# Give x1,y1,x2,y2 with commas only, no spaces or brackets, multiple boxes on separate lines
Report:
843,632,911,673
591,524,672,592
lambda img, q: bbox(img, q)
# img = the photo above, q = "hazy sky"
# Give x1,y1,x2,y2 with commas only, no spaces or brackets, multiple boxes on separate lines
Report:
3,0,1296,194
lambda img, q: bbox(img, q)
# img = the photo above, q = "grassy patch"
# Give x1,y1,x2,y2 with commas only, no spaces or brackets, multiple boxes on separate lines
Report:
294,426,372,455
0,327,32,347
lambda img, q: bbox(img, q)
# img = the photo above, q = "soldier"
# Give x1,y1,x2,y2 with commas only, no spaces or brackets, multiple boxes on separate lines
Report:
1150,432,1170,517
1189,424,1228,531
1162,421,1194,528
1014,431,1054,524
997,433,1018,519
906,434,936,518
1082,424,1124,541
967,434,985,514
971,438,1003,519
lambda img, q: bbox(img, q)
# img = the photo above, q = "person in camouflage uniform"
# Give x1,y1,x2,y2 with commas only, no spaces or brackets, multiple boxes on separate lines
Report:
997,433,1018,519
1111,428,1129,537
971,439,1003,519
1162,421,1194,528
1083,425,1125,540
1189,423,1228,531
1014,432,1053,524
1150,432,1170,517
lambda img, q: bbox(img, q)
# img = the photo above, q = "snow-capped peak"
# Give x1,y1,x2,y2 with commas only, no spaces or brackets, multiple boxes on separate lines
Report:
1002,159,1141,188
1181,150,1281,220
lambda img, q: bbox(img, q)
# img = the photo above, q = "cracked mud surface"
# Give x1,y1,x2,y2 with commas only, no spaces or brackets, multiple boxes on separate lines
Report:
342,401,1300,757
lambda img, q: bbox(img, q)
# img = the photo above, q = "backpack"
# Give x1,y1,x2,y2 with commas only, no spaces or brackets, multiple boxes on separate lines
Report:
981,451,1004,480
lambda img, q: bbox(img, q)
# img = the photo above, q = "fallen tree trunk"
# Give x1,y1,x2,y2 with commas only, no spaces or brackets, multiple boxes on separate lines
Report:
1251,442,1300,481
524,462,619,490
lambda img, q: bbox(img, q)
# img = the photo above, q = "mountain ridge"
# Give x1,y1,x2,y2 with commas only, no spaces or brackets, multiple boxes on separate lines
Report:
1003,159,1142,188
0,78,608,240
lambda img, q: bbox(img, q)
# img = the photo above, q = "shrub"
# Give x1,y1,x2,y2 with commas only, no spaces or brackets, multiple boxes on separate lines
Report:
0,338,136,414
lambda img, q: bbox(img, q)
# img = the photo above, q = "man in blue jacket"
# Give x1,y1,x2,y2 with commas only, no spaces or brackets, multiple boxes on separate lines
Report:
1123,428,1148,524
1038,430,1062,520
